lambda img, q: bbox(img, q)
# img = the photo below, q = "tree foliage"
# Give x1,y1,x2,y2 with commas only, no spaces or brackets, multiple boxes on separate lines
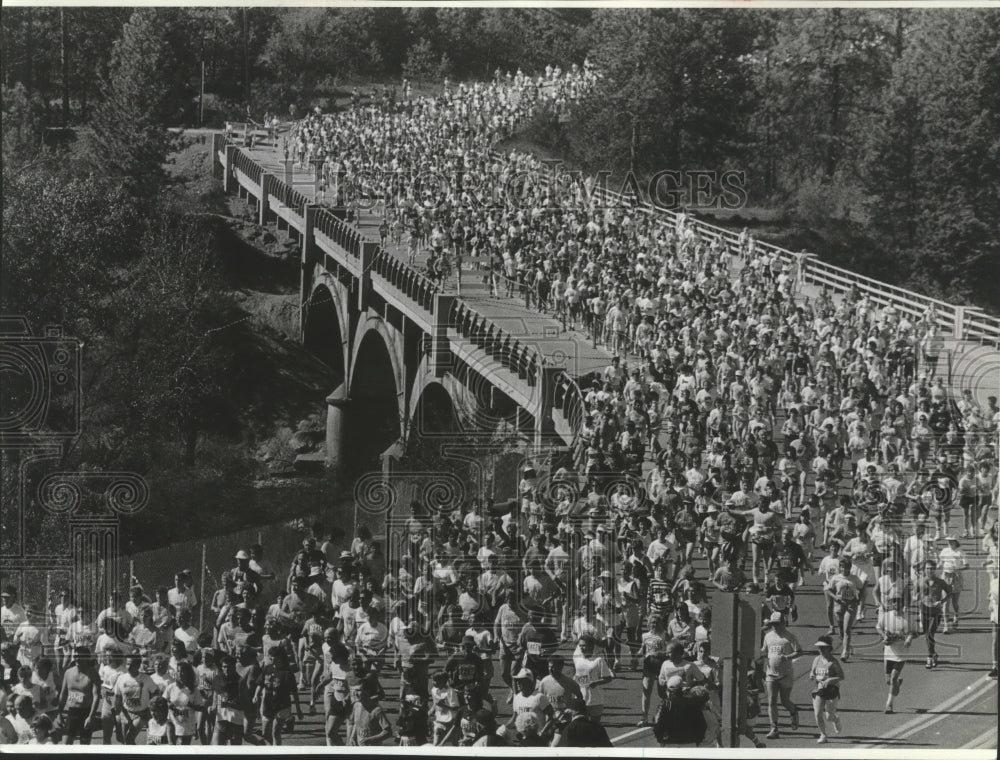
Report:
861,11,1000,308
92,8,194,195
2,168,237,471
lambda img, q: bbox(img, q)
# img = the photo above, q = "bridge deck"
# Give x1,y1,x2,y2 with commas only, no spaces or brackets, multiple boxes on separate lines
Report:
243,142,614,382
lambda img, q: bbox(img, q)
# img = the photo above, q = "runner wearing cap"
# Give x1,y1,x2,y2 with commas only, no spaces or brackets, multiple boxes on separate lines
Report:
759,611,802,740
875,594,914,712
507,667,554,739
231,552,262,600
808,635,843,743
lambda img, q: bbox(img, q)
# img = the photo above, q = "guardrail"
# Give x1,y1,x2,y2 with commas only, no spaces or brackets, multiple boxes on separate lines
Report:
449,301,539,387
231,147,263,188
370,246,438,313
553,371,586,437
315,207,362,259
583,176,999,347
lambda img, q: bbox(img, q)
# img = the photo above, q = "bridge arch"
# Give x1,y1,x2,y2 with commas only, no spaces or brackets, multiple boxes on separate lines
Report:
346,317,406,471
303,277,348,385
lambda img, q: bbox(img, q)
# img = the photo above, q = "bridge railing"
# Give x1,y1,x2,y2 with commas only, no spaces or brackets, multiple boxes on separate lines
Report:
501,151,997,347
591,179,998,345
449,301,539,387
270,174,308,214
553,370,586,441
370,246,439,312
315,207,362,259
231,147,263,188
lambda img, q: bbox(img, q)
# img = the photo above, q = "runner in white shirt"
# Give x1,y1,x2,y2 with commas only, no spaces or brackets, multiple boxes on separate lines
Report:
508,668,554,734
937,536,967,629
874,595,913,714
572,634,614,722
113,654,157,744
759,612,802,739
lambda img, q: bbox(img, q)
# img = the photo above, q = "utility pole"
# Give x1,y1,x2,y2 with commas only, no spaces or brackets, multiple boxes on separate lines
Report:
60,8,70,126
242,7,250,113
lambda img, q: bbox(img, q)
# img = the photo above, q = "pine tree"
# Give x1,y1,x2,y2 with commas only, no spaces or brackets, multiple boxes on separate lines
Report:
92,8,194,196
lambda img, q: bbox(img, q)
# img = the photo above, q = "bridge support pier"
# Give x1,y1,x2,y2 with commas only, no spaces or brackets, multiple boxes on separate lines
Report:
325,383,351,473
380,439,406,477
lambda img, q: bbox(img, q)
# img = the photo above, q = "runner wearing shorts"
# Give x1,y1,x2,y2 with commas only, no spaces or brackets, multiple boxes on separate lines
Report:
809,635,844,743
58,647,101,744
321,638,352,745
637,614,668,727
759,612,802,740
112,655,156,744
828,557,863,660
875,595,913,713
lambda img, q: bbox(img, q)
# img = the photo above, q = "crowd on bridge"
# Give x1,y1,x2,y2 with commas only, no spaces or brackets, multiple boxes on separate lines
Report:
2,62,999,748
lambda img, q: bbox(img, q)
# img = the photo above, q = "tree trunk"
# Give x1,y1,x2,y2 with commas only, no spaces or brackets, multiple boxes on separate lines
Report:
894,10,906,59
60,8,70,126
826,63,841,180
629,114,638,176
183,425,198,467
25,9,34,92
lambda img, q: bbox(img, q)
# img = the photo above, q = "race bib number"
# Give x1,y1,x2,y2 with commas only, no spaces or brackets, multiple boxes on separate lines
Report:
576,673,591,686
780,558,792,568
458,664,476,682
527,641,542,655
176,708,189,721
125,695,142,712
66,690,85,709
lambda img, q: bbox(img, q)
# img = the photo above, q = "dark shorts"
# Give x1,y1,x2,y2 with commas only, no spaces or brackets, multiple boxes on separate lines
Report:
676,528,696,545
884,659,905,676
64,709,92,737
643,658,664,679
813,684,840,701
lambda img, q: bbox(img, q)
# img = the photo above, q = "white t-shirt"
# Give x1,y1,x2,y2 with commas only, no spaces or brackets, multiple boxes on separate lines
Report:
658,659,705,689
573,653,612,707
512,690,550,728
878,609,910,662
163,682,203,735
114,671,157,714
432,685,460,724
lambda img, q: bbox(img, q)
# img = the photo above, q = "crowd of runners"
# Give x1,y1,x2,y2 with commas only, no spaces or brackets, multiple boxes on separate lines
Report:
2,64,999,747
